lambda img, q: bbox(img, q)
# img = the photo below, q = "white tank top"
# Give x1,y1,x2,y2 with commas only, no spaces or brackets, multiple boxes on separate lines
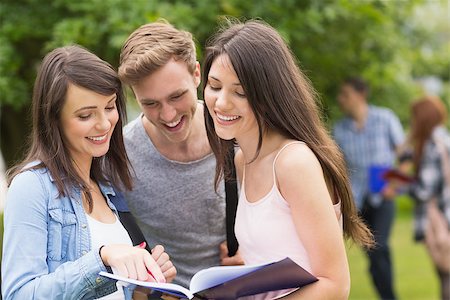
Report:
235,142,342,299
87,213,133,300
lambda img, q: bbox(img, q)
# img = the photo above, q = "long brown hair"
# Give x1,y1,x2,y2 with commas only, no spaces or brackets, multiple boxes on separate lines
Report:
203,20,373,247
7,45,133,211
410,95,448,173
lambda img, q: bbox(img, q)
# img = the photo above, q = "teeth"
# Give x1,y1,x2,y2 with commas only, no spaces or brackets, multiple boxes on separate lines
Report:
165,118,182,128
87,134,107,141
217,113,239,121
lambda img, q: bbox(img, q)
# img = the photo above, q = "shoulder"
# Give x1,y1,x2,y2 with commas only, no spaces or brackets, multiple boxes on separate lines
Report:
429,126,450,154
10,164,49,188
274,142,328,205
274,142,321,177
7,166,51,210
123,116,149,153
234,148,244,167
123,115,143,138
234,148,245,181
370,105,399,121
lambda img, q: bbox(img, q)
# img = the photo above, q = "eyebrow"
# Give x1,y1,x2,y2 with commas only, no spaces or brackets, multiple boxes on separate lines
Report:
139,88,188,103
74,95,117,114
208,76,241,86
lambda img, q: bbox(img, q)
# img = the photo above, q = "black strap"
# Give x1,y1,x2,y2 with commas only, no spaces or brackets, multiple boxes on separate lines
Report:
109,191,152,253
109,190,164,299
224,145,239,257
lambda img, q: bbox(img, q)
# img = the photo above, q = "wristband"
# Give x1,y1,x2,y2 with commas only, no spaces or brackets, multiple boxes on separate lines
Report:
99,245,105,259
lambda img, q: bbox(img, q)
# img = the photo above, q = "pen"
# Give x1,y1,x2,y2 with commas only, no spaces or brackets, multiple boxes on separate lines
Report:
137,241,157,282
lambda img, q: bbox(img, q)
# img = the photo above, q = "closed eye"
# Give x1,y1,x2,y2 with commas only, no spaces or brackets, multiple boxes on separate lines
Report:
171,90,187,100
236,91,246,98
143,102,157,107
78,114,91,120
208,84,221,91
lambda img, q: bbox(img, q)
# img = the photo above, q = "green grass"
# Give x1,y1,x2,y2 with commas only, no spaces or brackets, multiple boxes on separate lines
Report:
347,196,440,300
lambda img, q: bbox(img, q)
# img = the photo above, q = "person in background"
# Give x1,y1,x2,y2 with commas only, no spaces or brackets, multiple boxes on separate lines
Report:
203,19,373,299
2,45,175,300
333,77,405,300
118,21,242,288
407,96,450,300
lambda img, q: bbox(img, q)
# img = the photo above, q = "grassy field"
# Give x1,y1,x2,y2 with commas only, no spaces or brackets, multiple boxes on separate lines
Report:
347,197,440,300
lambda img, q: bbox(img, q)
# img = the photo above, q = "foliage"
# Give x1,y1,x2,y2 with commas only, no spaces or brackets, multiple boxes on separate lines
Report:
0,0,448,166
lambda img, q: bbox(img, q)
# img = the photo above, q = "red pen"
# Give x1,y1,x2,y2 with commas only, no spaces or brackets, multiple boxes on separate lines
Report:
147,269,157,282
137,242,157,282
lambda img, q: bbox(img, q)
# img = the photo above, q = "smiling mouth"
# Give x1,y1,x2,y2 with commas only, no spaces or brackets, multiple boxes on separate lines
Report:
87,134,107,142
165,118,182,128
163,116,185,131
216,113,240,122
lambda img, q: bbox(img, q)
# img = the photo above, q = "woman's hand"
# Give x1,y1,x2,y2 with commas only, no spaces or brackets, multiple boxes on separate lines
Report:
99,244,165,283
151,244,177,283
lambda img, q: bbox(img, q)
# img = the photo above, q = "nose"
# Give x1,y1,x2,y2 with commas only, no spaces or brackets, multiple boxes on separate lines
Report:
215,90,232,111
160,103,177,122
96,112,111,132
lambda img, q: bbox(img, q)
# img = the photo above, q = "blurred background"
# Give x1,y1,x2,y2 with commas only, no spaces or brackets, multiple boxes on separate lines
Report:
0,0,448,299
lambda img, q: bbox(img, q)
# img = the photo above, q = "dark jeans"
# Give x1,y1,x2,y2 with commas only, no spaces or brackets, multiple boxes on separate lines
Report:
361,198,397,300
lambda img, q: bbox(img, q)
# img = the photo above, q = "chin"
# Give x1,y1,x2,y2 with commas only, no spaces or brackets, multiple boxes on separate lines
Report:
216,131,235,141
93,147,110,158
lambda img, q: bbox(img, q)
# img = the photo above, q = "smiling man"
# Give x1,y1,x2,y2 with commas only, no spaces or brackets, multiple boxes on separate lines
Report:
118,21,241,288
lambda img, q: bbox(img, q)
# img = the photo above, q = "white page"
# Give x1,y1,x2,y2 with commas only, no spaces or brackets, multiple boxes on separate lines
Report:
99,271,194,299
189,264,266,294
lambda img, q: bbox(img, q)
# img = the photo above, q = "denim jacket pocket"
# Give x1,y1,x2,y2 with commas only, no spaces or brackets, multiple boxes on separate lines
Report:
48,208,77,261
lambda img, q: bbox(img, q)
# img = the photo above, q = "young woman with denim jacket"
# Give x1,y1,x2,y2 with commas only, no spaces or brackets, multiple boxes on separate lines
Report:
1,45,176,299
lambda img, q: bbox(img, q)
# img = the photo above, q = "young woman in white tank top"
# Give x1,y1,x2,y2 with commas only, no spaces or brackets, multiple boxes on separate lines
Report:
203,21,373,299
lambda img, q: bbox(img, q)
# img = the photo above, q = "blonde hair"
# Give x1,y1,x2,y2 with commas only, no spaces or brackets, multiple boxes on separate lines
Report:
119,20,197,85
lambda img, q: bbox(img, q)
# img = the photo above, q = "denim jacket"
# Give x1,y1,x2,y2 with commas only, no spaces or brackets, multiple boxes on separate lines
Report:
1,165,135,300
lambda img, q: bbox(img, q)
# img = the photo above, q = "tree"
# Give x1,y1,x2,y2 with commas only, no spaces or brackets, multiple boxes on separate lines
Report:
0,0,447,167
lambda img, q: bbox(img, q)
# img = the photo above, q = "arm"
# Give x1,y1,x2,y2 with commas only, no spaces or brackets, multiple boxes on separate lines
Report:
381,112,406,199
276,144,350,299
2,171,110,300
234,149,244,187
387,110,405,155
409,142,440,203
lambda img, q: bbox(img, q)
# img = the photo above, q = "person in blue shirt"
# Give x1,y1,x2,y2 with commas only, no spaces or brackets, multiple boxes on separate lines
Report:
333,77,405,300
1,45,176,300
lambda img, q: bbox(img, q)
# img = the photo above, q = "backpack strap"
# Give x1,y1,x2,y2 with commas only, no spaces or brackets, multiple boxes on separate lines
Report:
109,190,152,254
224,145,239,257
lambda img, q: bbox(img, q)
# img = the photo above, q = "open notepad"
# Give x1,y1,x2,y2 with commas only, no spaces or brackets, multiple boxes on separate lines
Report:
99,257,318,299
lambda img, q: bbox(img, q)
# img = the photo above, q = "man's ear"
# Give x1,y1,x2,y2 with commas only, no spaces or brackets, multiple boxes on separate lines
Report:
194,61,201,87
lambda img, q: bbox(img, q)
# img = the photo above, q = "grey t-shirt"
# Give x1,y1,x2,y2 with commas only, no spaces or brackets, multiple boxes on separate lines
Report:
123,116,226,287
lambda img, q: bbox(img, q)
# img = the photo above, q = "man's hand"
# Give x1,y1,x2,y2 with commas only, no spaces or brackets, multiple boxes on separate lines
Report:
381,182,400,200
151,244,177,283
219,241,245,266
